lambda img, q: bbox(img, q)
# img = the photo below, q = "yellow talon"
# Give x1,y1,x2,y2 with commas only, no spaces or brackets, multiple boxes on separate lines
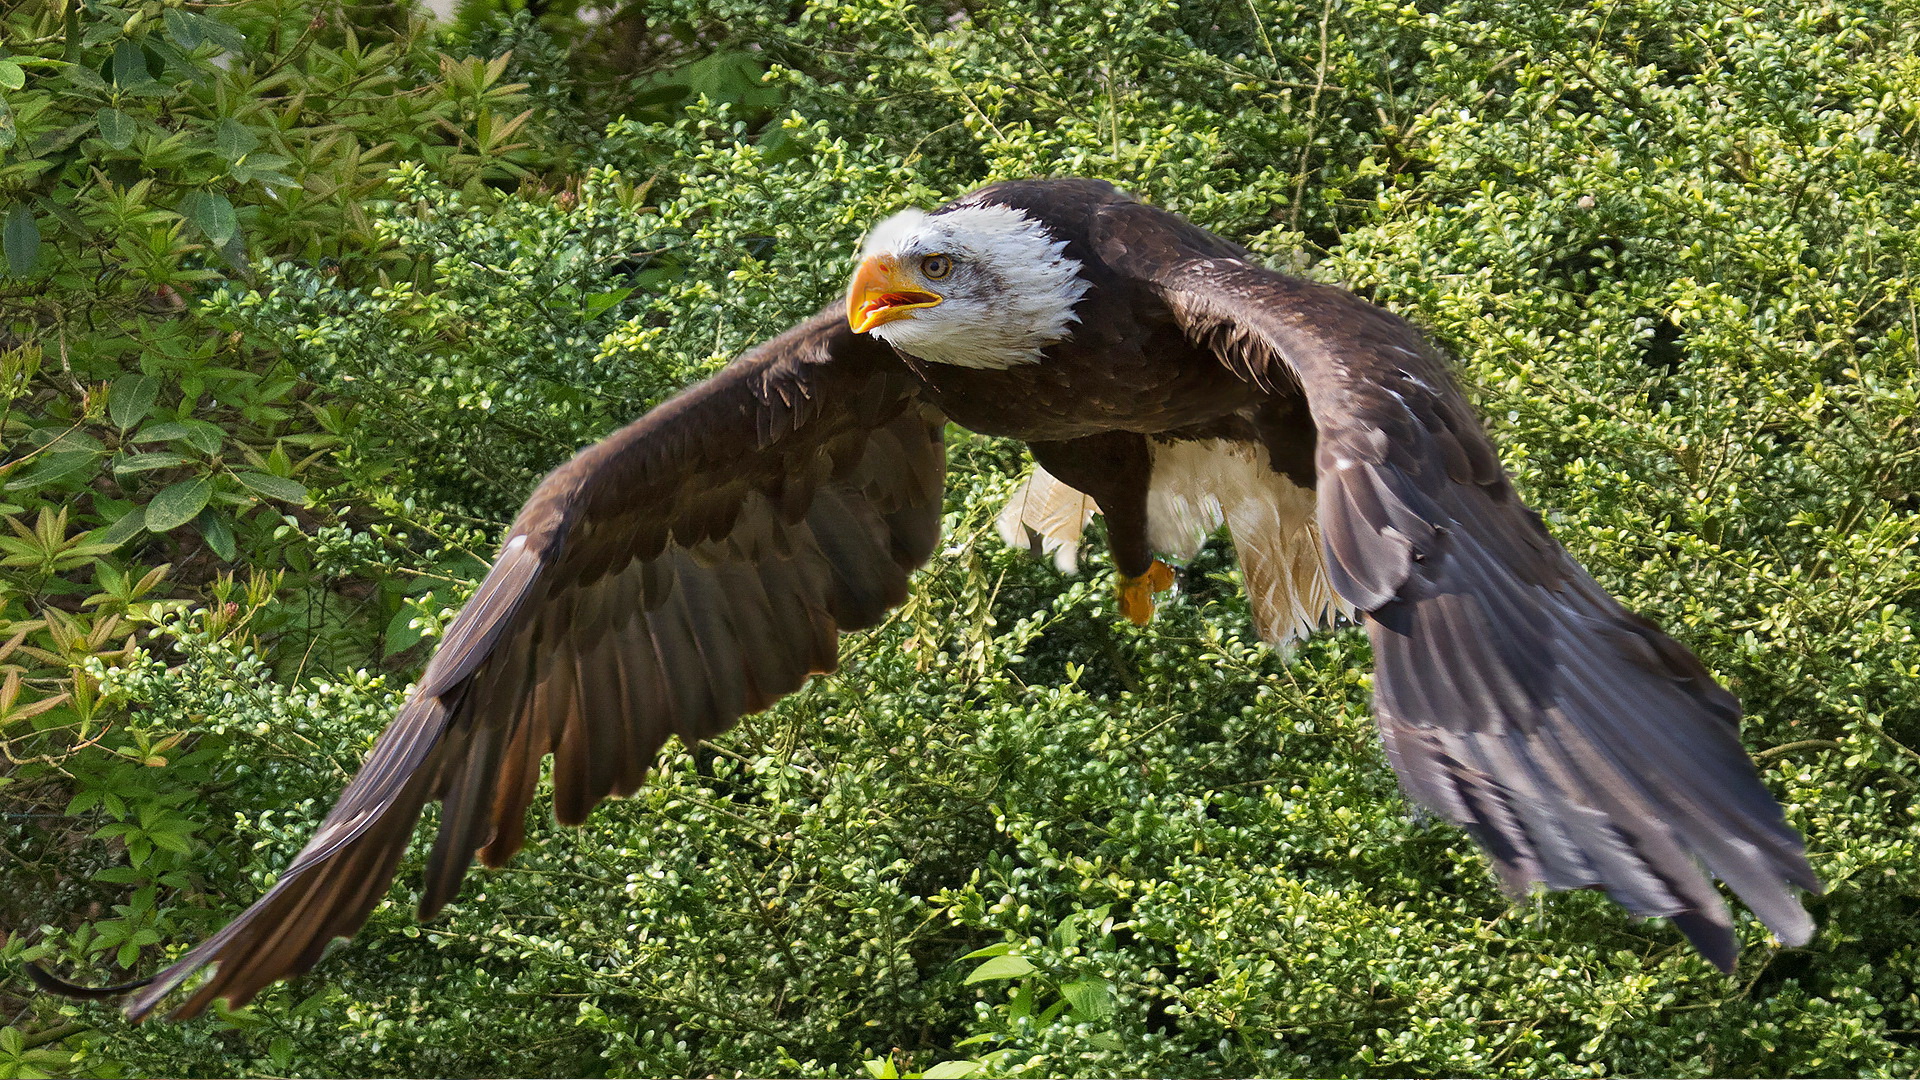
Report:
1116,560,1177,625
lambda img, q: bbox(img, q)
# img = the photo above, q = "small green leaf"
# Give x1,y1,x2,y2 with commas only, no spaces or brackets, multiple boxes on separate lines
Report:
3,202,40,276
0,60,25,91
233,470,307,504
145,476,213,531
97,107,136,150
922,1062,984,1079
958,942,1014,960
584,286,634,320
963,953,1036,984
108,373,160,430
177,190,238,244
1060,977,1114,1019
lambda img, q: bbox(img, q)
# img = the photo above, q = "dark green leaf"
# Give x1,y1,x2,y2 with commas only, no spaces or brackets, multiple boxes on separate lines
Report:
96,505,147,548
190,11,247,54
177,191,239,244
195,508,236,560
162,7,202,48
584,286,634,320
108,373,160,430
215,116,259,161
2,202,40,276
110,39,149,87
145,476,213,532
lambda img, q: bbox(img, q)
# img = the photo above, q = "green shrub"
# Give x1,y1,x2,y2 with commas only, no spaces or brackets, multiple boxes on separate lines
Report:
6,0,1918,1077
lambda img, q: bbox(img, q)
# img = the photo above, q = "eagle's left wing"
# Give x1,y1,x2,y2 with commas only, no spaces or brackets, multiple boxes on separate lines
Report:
1091,201,1817,970
65,310,945,1020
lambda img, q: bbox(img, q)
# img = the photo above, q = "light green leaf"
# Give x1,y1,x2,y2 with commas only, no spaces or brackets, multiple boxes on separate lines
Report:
1061,977,1114,1019
176,419,224,455
4,449,97,491
963,953,1035,984
97,107,136,150
0,60,24,91
921,1062,984,1079
133,420,193,444
113,451,188,473
145,476,213,532
108,373,160,430
232,470,307,504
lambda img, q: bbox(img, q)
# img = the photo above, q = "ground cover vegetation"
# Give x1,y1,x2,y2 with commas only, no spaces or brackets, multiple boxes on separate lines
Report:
0,0,1916,1075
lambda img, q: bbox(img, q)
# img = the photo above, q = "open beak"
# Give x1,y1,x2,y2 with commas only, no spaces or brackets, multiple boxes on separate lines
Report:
847,256,942,333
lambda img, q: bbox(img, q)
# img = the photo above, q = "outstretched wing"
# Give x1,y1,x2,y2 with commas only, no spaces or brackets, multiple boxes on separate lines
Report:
126,310,946,1019
1092,202,1817,969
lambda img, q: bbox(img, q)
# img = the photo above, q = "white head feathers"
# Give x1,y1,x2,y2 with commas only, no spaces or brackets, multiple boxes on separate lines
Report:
856,202,1091,369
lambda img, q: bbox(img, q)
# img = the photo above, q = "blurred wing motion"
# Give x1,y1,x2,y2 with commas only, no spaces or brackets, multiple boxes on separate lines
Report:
1092,201,1818,968
125,311,946,1019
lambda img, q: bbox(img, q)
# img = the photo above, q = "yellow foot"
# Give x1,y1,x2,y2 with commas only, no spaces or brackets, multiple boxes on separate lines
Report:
1116,560,1177,625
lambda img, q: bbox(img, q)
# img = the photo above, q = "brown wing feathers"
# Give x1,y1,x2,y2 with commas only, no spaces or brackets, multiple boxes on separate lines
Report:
1094,200,1815,968
122,312,944,1019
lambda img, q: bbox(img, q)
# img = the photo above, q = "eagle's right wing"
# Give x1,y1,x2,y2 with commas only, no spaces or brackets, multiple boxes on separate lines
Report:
1093,200,1818,969
116,310,946,1019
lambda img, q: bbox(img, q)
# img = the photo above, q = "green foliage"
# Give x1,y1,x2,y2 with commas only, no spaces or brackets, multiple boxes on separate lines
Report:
5,0,1920,1077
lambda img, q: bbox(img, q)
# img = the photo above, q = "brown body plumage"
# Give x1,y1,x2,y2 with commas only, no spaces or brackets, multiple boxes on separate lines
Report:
42,178,1814,1020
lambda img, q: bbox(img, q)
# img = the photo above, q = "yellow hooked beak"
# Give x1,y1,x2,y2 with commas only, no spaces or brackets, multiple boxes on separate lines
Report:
847,255,942,333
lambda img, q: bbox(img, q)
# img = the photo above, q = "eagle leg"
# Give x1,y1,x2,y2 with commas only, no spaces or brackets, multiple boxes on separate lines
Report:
1116,559,1176,625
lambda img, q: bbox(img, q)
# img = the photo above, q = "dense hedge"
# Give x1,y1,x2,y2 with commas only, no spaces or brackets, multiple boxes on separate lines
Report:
3,0,1917,1076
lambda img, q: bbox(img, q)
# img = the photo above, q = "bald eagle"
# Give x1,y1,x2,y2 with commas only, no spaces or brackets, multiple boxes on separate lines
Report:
72,179,1818,1019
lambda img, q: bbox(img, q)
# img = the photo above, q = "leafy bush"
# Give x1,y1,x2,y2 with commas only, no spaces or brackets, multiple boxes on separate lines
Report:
5,0,1919,1077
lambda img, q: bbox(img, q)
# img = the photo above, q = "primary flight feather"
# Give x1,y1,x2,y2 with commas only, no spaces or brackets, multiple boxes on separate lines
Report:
58,178,1815,1019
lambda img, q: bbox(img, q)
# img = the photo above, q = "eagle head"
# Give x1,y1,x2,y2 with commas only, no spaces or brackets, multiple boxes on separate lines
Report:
846,202,1091,369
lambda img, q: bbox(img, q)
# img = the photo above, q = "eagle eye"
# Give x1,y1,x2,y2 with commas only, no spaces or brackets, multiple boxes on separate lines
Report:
920,253,953,280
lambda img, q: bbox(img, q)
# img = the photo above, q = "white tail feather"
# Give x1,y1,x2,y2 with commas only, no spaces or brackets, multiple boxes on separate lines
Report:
996,465,1098,573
